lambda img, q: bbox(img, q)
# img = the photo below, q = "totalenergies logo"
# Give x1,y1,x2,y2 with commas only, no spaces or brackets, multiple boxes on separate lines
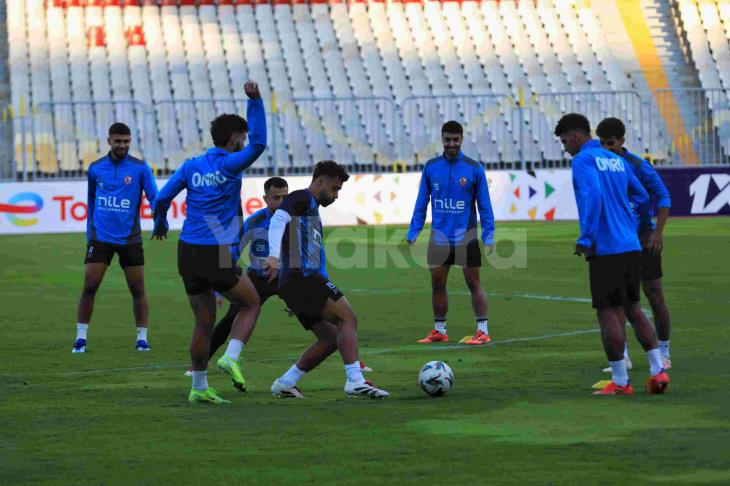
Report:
0,192,43,226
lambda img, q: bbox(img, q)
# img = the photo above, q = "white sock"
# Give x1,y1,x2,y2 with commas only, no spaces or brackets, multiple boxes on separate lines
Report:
434,318,447,335
191,370,208,391
609,359,629,387
136,327,148,342
279,364,306,387
647,348,664,375
224,339,244,361
658,340,670,358
623,342,630,360
76,323,88,340
345,361,365,383
476,318,489,334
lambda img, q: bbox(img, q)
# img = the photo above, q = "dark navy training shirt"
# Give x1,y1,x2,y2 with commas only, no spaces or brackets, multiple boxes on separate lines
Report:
277,189,328,283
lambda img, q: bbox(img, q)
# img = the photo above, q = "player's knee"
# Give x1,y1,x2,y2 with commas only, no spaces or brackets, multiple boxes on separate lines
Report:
128,282,145,300
82,281,101,297
643,283,662,301
464,277,481,292
431,278,447,293
344,312,358,329
229,295,260,313
337,311,358,330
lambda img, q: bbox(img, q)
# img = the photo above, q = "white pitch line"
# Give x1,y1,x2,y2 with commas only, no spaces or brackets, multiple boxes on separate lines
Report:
361,328,599,355
346,288,593,304
1,328,599,379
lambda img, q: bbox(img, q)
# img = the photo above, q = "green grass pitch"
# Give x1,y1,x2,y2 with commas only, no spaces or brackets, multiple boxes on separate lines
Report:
1,219,729,485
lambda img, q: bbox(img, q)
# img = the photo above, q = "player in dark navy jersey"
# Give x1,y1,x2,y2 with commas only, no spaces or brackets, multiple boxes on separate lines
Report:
72,122,159,354
263,161,389,399
152,81,266,404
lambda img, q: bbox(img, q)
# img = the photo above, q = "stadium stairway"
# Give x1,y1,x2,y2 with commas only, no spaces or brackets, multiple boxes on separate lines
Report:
605,0,698,164
645,0,723,164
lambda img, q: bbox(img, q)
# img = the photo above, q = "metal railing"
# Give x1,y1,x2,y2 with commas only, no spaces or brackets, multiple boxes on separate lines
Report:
276,96,397,171
6,89,729,180
401,94,519,170
651,88,727,166
0,101,11,180
526,90,646,168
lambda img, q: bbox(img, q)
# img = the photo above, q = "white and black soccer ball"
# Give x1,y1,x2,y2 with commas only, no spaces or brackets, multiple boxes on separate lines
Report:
419,361,454,396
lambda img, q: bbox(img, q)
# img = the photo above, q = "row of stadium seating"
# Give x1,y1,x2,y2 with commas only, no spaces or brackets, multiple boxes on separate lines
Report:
5,0,728,175
677,0,730,153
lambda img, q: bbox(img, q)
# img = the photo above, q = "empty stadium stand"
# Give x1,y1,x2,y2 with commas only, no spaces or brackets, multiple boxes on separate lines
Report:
4,0,730,177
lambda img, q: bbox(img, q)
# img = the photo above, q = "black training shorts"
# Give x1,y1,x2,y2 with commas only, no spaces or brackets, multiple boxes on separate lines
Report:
278,272,344,329
640,249,663,282
84,239,144,268
588,251,642,310
177,241,243,295
427,239,482,268
247,268,279,303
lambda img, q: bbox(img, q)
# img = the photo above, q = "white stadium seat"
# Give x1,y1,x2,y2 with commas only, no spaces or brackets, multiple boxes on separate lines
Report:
8,0,729,174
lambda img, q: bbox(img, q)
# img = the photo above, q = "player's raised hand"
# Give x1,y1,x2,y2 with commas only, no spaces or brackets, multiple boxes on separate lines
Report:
263,256,279,283
484,244,495,256
244,80,261,99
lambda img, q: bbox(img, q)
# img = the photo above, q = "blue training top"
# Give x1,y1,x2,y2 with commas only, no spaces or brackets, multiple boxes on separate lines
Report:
234,207,272,277
153,98,266,246
407,151,495,246
622,148,671,235
87,153,158,245
571,139,651,256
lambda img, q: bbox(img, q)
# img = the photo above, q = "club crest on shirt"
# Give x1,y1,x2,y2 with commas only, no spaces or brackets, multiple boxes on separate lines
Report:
459,177,467,186
123,175,132,185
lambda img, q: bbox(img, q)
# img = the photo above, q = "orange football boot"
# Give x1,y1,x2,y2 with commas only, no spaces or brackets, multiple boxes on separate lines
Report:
646,370,670,394
417,329,449,343
593,381,635,395
465,330,491,345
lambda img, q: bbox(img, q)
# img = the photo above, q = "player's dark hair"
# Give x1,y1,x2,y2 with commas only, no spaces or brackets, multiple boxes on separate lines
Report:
264,176,288,193
441,120,463,135
312,160,350,182
108,122,131,136
210,114,247,147
554,113,591,137
596,117,626,139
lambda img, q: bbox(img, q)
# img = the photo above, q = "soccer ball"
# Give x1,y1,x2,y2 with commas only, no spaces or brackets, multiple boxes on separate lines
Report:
419,361,454,396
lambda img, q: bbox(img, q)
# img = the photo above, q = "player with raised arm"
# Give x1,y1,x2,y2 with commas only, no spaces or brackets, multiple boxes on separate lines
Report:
555,113,669,395
72,122,159,354
407,121,495,345
264,161,389,399
152,81,266,404
183,177,289,377
597,117,673,370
